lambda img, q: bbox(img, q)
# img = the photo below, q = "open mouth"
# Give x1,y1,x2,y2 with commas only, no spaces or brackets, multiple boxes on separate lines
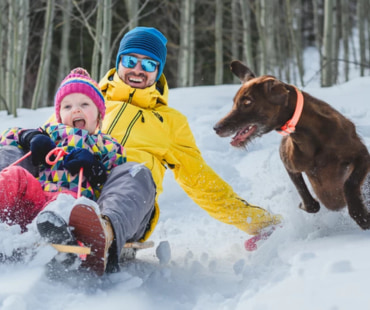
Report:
231,124,257,147
127,73,146,85
73,118,86,129
129,77,144,83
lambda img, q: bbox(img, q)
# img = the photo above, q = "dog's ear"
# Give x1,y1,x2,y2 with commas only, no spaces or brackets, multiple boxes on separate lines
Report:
230,60,255,83
264,79,289,106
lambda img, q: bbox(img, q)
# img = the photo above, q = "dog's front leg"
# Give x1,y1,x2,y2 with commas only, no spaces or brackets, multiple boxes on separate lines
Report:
286,171,320,213
344,158,370,230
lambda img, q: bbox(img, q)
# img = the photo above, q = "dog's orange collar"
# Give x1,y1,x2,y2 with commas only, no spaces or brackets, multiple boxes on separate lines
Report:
277,87,304,136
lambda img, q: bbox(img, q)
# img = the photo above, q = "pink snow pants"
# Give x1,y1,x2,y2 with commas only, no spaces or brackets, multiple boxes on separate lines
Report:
0,166,75,232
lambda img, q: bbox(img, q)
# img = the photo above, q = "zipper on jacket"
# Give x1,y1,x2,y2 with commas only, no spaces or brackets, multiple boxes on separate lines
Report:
106,102,128,135
120,110,143,146
106,91,136,135
152,111,163,122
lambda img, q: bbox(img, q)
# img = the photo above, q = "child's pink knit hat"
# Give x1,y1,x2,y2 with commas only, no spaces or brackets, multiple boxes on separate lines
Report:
54,68,105,123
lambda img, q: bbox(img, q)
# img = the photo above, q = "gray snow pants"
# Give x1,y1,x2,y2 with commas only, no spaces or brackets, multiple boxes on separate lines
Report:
97,162,156,255
0,145,38,176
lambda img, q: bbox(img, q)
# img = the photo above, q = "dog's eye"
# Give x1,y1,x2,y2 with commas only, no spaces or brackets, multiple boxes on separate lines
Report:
242,96,253,105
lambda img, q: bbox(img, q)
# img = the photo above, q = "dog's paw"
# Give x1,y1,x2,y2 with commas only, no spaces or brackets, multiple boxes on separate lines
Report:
299,201,320,213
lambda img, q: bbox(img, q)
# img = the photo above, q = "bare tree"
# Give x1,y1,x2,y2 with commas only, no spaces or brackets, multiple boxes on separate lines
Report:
108,0,151,70
56,0,72,86
16,0,29,111
357,0,366,76
125,0,138,29
177,0,195,87
4,0,29,115
322,0,335,87
239,0,253,68
91,1,103,79
230,0,239,61
214,0,223,84
31,0,55,109
254,0,273,74
99,0,112,77
5,0,15,115
340,0,350,81
188,0,195,86
0,1,6,111
312,0,323,85
286,0,304,85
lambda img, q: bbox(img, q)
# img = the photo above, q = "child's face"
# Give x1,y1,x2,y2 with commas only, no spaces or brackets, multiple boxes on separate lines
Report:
59,93,99,134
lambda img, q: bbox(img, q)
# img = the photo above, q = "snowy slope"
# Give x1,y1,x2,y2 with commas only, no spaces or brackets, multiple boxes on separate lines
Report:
0,76,370,310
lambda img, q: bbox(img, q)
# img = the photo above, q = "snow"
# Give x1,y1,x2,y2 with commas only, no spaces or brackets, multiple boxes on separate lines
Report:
0,73,370,309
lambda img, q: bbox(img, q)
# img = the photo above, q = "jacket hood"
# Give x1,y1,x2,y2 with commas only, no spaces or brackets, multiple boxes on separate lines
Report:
99,68,169,109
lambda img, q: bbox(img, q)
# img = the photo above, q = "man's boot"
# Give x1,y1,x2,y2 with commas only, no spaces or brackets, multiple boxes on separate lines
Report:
69,204,115,276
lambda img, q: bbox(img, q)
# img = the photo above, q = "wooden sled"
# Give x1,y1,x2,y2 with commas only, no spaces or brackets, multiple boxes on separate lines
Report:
51,240,155,256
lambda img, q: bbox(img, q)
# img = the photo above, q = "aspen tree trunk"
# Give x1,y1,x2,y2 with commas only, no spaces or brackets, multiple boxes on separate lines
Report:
264,1,275,73
73,0,101,76
312,0,323,85
340,0,350,81
16,0,29,110
357,0,366,76
231,0,238,60
188,0,195,86
214,0,223,85
12,0,21,111
322,0,334,87
108,0,150,70
231,0,239,83
0,2,8,111
239,0,253,69
31,0,55,109
57,0,72,85
332,1,339,84
99,0,112,77
366,1,370,64
5,0,15,115
255,0,267,74
367,1,370,64
125,0,138,29
177,0,191,87
91,1,103,79
286,0,304,86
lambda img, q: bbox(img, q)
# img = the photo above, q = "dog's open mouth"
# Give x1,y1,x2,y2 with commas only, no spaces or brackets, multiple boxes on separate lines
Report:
231,124,257,147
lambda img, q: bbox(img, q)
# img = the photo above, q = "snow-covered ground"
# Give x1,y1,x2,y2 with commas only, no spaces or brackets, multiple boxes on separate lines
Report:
0,74,370,309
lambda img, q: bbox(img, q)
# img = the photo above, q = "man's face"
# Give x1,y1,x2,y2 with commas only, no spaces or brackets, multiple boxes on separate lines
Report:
117,53,158,89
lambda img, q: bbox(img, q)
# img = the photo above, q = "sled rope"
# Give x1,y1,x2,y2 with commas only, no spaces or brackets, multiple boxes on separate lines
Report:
45,147,84,198
9,151,32,167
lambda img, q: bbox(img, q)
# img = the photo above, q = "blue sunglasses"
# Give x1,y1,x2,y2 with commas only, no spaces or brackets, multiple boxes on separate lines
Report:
121,55,159,72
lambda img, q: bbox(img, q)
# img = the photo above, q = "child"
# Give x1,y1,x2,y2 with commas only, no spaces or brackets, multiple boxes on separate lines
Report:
0,68,127,274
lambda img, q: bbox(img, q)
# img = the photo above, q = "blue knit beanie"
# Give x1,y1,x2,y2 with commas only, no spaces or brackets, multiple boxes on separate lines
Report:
116,27,167,82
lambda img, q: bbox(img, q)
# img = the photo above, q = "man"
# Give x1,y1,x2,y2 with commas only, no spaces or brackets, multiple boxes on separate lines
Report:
99,26,282,244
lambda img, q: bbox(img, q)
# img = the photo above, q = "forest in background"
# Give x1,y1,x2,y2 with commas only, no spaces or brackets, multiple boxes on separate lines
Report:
0,0,369,116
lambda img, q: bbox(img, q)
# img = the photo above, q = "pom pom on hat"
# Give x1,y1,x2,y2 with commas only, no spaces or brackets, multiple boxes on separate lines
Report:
116,27,167,82
54,68,105,123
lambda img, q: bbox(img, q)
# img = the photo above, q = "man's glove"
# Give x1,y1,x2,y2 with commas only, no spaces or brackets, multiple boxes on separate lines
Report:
19,129,56,165
63,148,107,187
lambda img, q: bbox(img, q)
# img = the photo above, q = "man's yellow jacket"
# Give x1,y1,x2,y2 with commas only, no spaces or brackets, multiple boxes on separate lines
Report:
99,69,281,240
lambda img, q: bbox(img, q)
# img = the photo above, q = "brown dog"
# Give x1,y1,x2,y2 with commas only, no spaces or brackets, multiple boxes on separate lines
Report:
214,60,370,229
